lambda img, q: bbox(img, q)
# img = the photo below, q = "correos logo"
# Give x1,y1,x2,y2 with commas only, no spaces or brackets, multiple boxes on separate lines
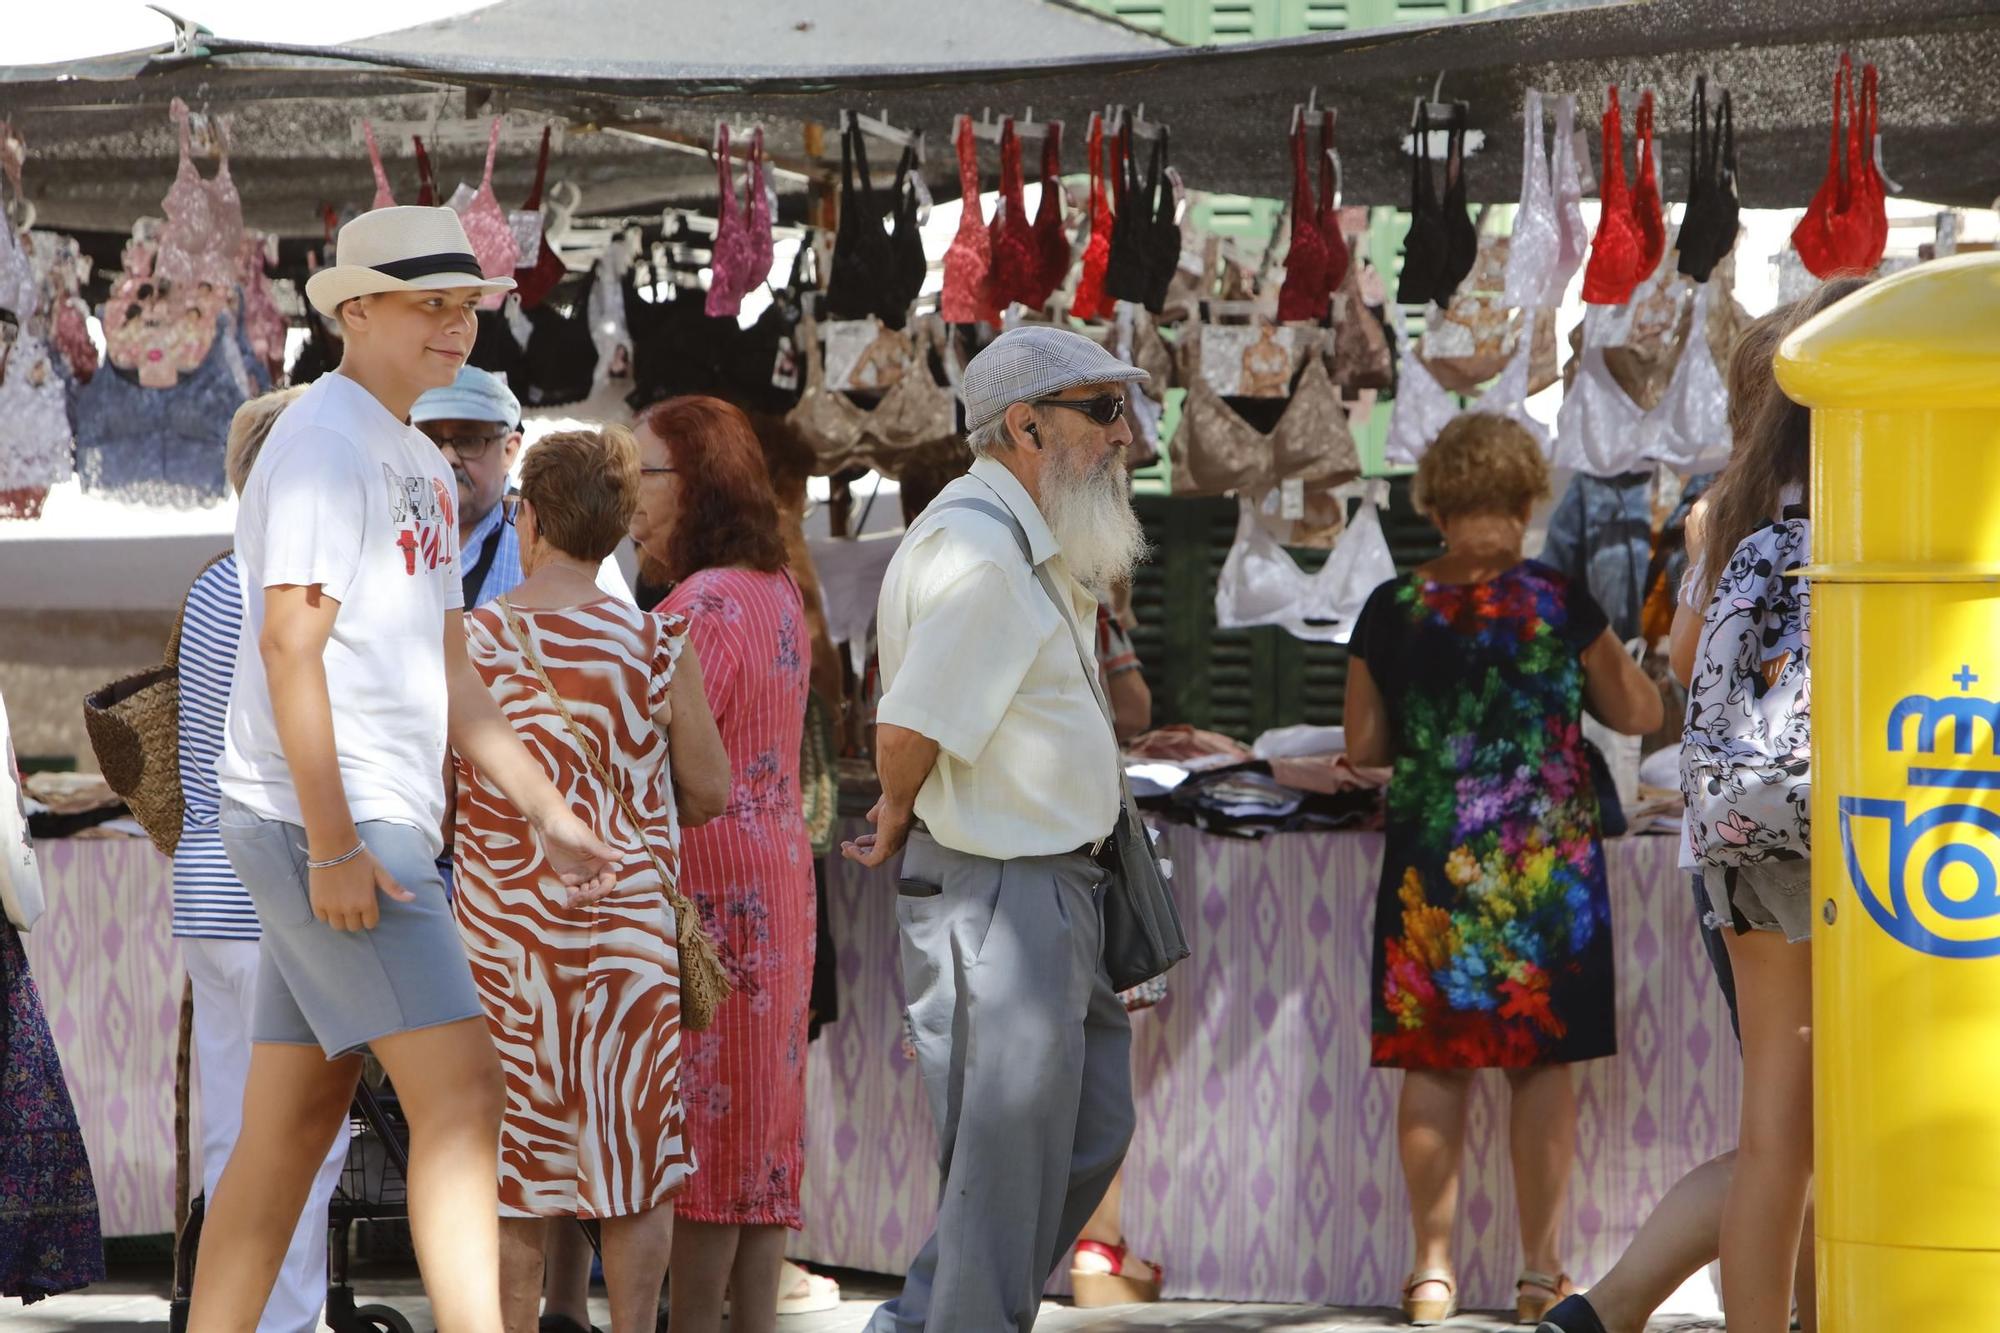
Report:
1840,667,2000,958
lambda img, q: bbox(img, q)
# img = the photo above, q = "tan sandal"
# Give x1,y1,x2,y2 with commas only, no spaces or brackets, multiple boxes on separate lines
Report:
1517,1269,1574,1323
1403,1268,1457,1324
1071,1239,1163,1307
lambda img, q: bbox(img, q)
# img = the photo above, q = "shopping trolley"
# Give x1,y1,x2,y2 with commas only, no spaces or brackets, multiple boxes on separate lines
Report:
169,1061,419,1333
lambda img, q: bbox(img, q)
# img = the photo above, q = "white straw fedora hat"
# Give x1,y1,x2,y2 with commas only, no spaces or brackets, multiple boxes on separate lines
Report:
304,206,516,317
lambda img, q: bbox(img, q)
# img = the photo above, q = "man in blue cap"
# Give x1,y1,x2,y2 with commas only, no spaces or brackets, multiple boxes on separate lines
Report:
412,364,631,608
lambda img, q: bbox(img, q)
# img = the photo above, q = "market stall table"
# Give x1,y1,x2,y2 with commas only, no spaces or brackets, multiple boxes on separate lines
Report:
28,825,1737,1313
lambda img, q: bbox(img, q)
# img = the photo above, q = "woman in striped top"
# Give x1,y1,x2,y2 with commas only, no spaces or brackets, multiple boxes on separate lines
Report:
174,385,351,1333
634,397,815,1333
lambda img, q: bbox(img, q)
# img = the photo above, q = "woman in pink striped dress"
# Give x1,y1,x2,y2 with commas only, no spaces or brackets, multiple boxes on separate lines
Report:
631,396,815,1333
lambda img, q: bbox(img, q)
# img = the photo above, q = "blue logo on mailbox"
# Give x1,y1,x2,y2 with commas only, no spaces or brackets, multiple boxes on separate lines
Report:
1842,667,2000,958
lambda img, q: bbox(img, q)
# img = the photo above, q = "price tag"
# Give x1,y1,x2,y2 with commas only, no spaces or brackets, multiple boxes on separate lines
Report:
1281,477,1306,521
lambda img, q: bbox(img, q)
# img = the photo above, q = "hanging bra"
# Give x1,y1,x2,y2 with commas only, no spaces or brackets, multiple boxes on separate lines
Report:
1215,480,1396,644
623,258,727,410
75,308,257,509
708,125,759,319
1072,116,1117,322
1503,89,1560,310
519,269,600,408
447,119,521,304
1384,315,1549,465
1553,304,1655,476
1644,280,1730,476
1582,87,1646,305
0,178,36,319
515,126,570,309
1547,94,1590,303
1029,123,1071,312
1434,105,1478,305
940,116,999,326
985,120,1044,313
1630,91,1666,284
1103,121,1150,307
238,235,287,382
1793,55,1854,278
0,333,75,519
1170,325,1361,498
1314,111,1352,306
827,121,898,323
786,307,955,474
414,135,438,207
1396,102,1447,306
1140,131,1182,314
155,99,245,295
885,144,928,326
1847,63,1888,272
1277,113,1333,323
363,120,398,211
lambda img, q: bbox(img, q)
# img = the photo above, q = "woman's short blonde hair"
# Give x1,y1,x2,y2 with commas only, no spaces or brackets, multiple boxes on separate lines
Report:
519,426,642,563
1411,413,1552,523
225,385,308,495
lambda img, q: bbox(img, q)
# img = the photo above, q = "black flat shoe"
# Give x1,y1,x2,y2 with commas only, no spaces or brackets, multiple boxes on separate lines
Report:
539,1317,604,1333
1537,1292,1610,1333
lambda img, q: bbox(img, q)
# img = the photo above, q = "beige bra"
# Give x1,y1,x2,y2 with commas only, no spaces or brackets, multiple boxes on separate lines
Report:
786,308,956,475
1170,324,1361,498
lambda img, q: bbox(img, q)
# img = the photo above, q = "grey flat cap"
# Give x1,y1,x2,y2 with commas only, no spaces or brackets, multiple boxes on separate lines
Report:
959,325,1150,434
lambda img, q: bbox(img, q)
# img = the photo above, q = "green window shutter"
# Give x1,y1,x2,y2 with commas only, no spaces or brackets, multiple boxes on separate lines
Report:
1277,0,1352,30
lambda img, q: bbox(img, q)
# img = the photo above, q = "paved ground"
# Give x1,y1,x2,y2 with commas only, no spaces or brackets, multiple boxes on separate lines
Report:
0,1271,1728,1332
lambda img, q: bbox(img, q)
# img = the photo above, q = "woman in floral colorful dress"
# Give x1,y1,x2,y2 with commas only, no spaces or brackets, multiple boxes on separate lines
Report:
1344,414,1661,1325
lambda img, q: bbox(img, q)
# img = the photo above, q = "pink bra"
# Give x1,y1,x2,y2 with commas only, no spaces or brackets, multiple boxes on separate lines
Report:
449,119,520,306
707,127,772,319
154,99,246,295
363,120,398,210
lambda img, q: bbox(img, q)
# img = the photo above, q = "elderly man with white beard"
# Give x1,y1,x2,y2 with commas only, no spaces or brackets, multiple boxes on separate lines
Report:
842,326,1152,1333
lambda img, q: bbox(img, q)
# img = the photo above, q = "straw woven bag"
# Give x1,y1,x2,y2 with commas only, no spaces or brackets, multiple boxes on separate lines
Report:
83,552,231,856
498,599,732,1031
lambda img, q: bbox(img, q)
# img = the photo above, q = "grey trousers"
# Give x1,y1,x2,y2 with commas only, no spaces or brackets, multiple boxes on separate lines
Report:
866,828,1135,1333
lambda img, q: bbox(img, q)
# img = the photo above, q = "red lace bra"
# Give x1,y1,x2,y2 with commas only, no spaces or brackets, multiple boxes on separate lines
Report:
1027,122,1072,312
1582,87,1652,306
985,119,1044,313
514,126,570,309
1315,111,1351,304
1071,115,1118,322
940,116,1000,325
1793,55,1887,278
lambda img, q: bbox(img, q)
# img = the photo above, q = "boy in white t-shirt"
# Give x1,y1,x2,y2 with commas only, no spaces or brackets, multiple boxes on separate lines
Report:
192,207,619,1333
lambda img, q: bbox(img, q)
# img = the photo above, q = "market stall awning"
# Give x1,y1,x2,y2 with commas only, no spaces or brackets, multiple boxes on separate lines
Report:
8,0,2000,238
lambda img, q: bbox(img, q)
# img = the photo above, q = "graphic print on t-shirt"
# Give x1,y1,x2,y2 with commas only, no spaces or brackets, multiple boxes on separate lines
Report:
385,465,458,577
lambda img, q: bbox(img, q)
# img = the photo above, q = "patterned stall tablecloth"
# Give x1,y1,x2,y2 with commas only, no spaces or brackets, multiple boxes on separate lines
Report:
27,828,1741,1312
22,837,184,1239
797,824,1740,1312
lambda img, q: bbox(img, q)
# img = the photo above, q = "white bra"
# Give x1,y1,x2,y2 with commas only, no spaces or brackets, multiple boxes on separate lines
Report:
1385,318,1550,467
1215,478,1396,644
1555,277,1731,478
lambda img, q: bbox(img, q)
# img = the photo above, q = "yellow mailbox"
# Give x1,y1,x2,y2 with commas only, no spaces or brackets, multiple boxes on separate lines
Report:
1776,252,2000,1329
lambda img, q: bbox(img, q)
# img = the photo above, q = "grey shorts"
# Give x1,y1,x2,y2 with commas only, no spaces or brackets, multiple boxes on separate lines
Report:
219,798,482,1058
1718,858,1814,945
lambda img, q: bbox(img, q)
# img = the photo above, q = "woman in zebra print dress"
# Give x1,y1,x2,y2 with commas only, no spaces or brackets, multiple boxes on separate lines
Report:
453,427,729,1333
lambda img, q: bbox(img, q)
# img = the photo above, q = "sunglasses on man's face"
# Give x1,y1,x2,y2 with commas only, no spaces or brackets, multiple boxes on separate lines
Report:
1031,394,1126,427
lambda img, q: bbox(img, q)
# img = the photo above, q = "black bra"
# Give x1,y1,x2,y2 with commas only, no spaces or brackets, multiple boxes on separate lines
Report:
825,122,899,325
1677,76,1739,283
1397,103,1448,305
883,145,928,327
518,270,599,409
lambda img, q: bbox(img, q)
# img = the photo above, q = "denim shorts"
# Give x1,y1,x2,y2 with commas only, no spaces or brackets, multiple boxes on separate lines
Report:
1719,859,1814,945
219,798,482,1058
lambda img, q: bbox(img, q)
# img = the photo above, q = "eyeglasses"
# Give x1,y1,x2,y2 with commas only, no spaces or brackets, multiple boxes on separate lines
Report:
1031,394,1126,427
425,428,510,461
501,496,523,527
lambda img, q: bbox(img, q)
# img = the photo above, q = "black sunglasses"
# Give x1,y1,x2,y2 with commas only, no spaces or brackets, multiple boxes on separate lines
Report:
426,427,511,461
1031,394,1126,427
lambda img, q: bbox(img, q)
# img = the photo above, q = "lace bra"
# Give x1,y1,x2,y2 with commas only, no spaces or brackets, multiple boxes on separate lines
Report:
1384,317,1549,466
1215,480,1396,644
1071,116,1117,322
1170,324,1361,498
985,120,1044,313
515,126,570,309
940,117,999,326
155,99,245,295
1676,77,1741,285
827,122,898,324
708,125,761,319
1314,111,1352,306
447,119,521,306
1553,303,1657,476
1644,280,1730,476
1793,55,1886,278
363,120,398,211
1582,87,1649,306
520,268,601,408
1435,105,1478,305
1277,114,1333,323
0,333,75,518
786,307,955,474
1503,89,1561,310
1397,103,1447,306
886,145,928,326
1028,123,1072,313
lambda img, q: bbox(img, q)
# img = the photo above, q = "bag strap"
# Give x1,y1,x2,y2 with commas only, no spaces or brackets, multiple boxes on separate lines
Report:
166,549,235,669
496,598,691,914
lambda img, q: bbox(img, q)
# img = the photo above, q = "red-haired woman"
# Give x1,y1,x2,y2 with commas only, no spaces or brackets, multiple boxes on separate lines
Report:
631,396,814,1333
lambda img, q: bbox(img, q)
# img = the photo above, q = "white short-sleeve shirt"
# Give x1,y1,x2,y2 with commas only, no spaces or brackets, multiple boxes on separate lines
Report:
219,372,463,855
875,455,1120,860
